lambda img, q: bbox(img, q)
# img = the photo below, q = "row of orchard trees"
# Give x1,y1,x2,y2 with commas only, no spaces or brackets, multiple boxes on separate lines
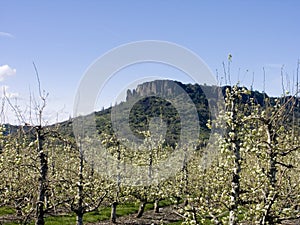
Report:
0,90,178,225
0,73,111,225
0,84,299,225
0,118,108,225
180,86,300,224
0,119,176,225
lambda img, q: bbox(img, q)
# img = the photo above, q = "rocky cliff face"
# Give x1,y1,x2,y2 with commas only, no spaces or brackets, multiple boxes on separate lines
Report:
126,80,186,101
125,79,278,109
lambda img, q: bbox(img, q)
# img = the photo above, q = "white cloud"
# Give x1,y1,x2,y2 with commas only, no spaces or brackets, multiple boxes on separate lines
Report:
0,65,16,81
0,32,15,38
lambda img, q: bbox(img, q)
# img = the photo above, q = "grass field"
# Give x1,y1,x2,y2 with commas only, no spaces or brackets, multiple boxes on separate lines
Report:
0,200,181,225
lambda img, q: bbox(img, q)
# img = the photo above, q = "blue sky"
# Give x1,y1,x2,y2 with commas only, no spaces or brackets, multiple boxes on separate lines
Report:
1,0,300,124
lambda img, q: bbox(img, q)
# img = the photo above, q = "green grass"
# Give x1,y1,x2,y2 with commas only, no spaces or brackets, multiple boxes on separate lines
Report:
0,207,19,225
0,207,15,216
117,203,139,216
1,222,20,225
44,214,75,225
158,199,173,207
43,205,116,225
167,221,183,225
0,200,177,225
43,202,157,224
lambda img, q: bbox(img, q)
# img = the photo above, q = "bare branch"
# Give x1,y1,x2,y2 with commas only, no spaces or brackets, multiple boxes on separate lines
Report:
33,61,43,100
86,192,107,213
281,64,285,96
222,61,227,84
279,146,300,157
263,67,266,94
276,161,294,169
4,90,26,124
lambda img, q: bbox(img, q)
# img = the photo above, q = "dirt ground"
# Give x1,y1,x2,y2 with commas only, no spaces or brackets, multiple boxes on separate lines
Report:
1,206,299,225
90,205,182,225
91,207,300,225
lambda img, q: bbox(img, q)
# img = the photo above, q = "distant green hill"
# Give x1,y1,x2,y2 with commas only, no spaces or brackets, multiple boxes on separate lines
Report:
3,80,300,148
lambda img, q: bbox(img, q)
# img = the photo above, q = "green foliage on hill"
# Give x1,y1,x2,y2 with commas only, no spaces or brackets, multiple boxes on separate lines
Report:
54,80,298,148
5,80,300,148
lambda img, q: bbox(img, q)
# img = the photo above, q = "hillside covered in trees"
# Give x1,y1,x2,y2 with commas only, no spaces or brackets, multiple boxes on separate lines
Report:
52,80,299,141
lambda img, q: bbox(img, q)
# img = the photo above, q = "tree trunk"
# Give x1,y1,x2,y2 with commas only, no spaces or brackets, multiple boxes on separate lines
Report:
71,142,85,225
76,212,83,225
110,201,118,223
192,206,199,225
111,144,121,223
266,124,277,187
35,127,47,225
153,199,159,213
77,147,84,225
229,147,241,225
183,198,188,206
15,200,22,217
260,125,278,225
228,97,241,225
182,146,189,207
136,201,147,218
